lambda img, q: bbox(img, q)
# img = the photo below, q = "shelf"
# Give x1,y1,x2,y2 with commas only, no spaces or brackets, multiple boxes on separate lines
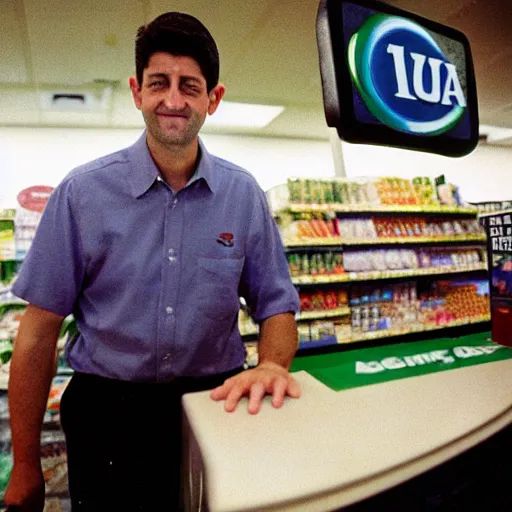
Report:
298,339,338,350
284,234,487,248
296,315,491,351
350,315,491,343
298,307,351,321
285,204,479,215
240,328,258,337
291,263,488,285
285,237,341,247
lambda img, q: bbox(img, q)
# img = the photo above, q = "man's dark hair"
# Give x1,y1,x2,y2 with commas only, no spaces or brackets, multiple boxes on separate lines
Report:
135,12,219,92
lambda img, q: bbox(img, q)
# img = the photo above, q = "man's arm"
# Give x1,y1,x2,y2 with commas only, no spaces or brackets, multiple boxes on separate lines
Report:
210,312,300,414
4,304,64,510
258,311,298,369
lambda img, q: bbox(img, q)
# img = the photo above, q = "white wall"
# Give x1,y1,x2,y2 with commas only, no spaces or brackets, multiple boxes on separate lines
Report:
341,141,512,203
0,127,335,209
2,126,512,210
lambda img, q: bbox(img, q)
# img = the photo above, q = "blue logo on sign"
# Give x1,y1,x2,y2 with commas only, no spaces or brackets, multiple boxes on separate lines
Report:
348,15,467,135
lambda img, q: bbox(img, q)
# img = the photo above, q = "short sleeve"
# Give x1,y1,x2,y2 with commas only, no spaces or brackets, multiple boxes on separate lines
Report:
240,186,299,323
12,179,86,316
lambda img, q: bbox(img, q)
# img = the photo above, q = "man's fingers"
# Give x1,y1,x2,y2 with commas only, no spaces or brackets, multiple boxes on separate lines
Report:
224,384,246,413
247,382,266,415
287,376,301,399
271,377,288,408
210,374,240,400
210,371,302,413
210,382,230,401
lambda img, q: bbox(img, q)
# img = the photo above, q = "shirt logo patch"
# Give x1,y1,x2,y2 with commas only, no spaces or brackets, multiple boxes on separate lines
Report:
217,232,234,247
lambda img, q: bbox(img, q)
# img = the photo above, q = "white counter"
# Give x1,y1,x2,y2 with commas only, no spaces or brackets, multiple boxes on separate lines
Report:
182,359,512,512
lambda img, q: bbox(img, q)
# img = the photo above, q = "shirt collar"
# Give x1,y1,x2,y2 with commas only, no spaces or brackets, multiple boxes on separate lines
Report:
128,131,217,198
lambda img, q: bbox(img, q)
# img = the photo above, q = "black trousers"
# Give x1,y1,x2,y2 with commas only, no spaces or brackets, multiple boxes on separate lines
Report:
60,368,242,512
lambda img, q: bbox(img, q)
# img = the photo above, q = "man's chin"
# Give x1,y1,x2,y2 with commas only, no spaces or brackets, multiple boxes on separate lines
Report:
155,131,195,148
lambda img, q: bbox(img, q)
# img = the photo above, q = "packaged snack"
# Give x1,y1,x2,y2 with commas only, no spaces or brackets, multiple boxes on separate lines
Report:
441,222,455,236
370,250,387,271
287,254,301,277
303,179,313,204
332,180,344,204
301,254,310,275
437,183,458,205
311,291,326,310
337,290,349,306
333,252,344,274
351,307,362,331
300,293,314,311
298,325,311,343
335,318,352,342
287,178,304,204
310,253,319,275
322,181,334,204
296,220,315,239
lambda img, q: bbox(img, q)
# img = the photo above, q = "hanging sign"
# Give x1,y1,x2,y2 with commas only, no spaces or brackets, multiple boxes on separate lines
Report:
317,0,479,157
16,186,54,213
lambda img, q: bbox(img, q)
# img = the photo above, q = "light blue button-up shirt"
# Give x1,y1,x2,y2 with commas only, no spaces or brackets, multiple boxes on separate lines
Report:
13,132,299,381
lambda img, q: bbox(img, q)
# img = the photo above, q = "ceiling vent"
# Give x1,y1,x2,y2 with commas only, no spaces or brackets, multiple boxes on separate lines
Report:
39,86,113,112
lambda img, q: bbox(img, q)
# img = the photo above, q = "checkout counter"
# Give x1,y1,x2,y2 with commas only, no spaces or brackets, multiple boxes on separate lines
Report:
181,1,508,507
182,335,512,511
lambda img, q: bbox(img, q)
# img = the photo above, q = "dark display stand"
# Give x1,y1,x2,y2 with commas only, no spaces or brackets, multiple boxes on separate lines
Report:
481,211,512,347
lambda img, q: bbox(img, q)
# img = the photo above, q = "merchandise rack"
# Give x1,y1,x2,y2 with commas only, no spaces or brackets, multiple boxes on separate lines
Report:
294,317,492,357
284,234,487,247
298,307,351,321
242,180,492,358
285,203,479,215
291,262,488,285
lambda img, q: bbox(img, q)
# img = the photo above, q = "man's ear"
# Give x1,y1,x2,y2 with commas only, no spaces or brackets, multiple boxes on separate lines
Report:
207,84,226,115
129,76,142,110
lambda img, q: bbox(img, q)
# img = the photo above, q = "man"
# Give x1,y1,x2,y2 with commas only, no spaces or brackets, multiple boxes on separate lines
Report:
5,11,300,512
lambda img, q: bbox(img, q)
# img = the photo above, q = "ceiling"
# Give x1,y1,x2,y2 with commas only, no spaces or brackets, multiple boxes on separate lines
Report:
1,0,512,143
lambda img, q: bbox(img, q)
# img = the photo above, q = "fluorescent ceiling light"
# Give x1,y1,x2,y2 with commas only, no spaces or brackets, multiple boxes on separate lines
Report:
204,101,285,128
479,124,512,143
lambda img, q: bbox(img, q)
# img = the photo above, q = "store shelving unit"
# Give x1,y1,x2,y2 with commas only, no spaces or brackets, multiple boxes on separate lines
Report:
291,262,487,285
241,178,491,362
285,234,486,247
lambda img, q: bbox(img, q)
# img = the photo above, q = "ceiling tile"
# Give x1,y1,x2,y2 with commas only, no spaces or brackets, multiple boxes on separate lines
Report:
0,0,30,83
0,88,40,124
386,0,470,21
24,0,144,85
220,0,321,106
149,0,275,80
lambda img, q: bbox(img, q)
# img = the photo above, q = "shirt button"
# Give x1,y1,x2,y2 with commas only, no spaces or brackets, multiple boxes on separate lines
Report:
168,256,176,263
169,249,175,255
173,198,178,205
163,353,171,361
166,306,174,314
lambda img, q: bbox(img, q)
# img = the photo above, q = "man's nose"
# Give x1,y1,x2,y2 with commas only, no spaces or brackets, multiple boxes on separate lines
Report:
164,83,186,110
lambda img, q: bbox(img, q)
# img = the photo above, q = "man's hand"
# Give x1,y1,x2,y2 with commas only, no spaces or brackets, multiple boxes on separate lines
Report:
210,362,301,414
4,462,45,512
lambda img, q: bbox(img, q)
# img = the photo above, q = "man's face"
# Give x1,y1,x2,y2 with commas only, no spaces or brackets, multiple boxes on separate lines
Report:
130,52,224,149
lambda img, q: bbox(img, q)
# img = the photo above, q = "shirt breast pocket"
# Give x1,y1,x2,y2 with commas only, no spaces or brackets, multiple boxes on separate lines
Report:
196,256,245,320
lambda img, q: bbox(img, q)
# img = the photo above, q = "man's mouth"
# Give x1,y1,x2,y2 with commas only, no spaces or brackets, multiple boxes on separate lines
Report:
157,112,189,119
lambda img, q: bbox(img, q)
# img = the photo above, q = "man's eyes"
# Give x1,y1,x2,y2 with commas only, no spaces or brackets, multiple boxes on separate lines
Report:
182,83,201,94
146,80,203,93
